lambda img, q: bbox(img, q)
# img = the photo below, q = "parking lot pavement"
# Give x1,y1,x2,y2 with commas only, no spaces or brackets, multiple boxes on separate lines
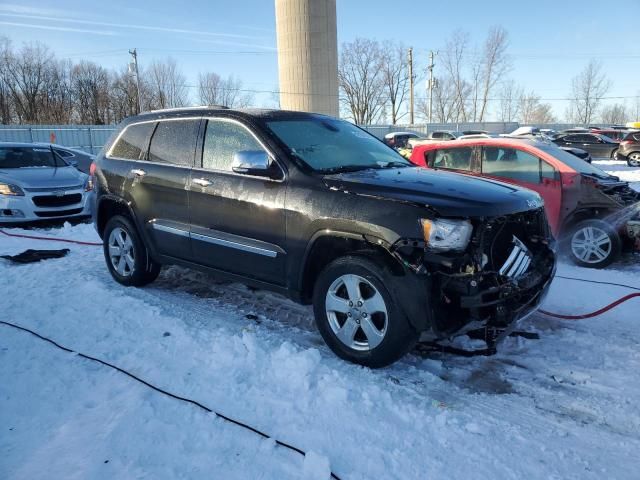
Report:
1,223,640,479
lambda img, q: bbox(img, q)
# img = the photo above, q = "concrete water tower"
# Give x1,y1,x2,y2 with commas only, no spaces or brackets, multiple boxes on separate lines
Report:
274,0,339,116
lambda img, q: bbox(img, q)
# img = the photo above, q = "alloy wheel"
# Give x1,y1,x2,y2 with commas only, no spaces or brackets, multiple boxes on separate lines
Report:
629,153,640,167
325,274,388,351
571,226,612,264
108,226,136,277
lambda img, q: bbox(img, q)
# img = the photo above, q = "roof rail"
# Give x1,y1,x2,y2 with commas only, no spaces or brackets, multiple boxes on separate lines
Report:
143,105,230,114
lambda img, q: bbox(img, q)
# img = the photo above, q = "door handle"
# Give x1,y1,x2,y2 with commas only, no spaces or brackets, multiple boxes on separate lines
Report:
130,168,146,177
192,177,212,187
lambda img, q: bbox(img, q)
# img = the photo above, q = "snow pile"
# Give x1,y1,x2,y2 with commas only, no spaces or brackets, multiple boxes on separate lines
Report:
1,224,640,479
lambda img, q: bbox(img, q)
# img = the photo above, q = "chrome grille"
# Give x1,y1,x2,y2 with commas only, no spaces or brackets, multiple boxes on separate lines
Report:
499,236,532,278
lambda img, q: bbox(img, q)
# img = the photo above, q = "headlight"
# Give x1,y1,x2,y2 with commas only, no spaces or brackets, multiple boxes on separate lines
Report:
84,176,94,192
421,218,473,252
0,183,25,196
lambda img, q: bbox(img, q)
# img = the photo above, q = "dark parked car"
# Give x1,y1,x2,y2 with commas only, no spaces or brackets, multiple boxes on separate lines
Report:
553,133,619,159
560,147,592,163
618,131,640,167
589,128,630,142
93,108,555,367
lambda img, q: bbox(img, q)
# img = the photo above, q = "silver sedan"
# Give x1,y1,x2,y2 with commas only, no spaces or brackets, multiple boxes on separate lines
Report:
0,143,93,223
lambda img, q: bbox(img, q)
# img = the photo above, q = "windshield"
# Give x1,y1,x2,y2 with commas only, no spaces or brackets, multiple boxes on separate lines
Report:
0,146,67,169
539,144,614,177
266,117,412,172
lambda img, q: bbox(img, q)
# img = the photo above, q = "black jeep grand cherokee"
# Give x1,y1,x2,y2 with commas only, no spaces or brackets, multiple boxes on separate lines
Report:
94,107,555,367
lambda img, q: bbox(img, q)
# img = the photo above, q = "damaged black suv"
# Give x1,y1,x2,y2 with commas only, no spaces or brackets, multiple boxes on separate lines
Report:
94,108,556,367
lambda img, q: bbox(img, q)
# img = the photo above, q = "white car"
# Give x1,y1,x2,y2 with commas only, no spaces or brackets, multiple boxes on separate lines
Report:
0,143,94,223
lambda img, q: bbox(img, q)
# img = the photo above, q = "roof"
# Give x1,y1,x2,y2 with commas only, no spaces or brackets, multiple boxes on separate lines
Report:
0,141,51,148
412,136,549,152
384,131,420,138
127,107,333,124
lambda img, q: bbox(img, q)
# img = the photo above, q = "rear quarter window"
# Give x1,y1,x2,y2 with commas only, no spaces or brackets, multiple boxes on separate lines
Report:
109,122,155,160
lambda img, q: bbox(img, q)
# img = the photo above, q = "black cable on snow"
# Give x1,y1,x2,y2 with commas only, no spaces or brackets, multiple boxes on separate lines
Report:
0,320,342,480
555,275,640,292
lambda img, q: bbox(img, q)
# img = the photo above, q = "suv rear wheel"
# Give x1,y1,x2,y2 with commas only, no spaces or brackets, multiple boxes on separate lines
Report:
312,255,419,368
103,215,161,286
568,219,621,269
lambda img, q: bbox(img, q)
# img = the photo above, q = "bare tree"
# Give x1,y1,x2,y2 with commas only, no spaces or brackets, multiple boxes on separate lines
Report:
0,37,14,123
600,103,628,124
197,72,253,108
418,76,457,123
569,60,611,124
380,41,409,125
338,38,386,124
476,26,510,121
1,42,53,123
145,58,188,109
110,67,145,123
440,30,472,122
498,80,522,122
41,59,74,124
519,91,555,124
72,61,111,124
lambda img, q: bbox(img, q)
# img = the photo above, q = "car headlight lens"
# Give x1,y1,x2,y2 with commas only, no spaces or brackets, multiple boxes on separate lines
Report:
84,176,94,192
0,183,25,196
421,218,473,252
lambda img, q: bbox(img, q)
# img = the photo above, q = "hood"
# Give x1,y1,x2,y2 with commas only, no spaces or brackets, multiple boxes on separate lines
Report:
0,166,87,189
323,167,544,217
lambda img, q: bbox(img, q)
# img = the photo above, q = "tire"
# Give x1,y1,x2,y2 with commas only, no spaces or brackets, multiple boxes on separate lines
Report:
567,219,621,269
103,215,161,286
611,148,619,160
627,152,640,167
312,254,419,368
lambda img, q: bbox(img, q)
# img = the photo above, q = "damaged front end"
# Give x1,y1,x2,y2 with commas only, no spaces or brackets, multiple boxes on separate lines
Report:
393,208,556,345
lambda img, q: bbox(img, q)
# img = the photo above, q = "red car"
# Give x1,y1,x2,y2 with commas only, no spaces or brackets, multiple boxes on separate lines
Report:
409,138,640,268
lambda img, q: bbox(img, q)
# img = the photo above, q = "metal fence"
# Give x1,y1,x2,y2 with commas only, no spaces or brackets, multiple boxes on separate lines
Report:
0,125,117,154
0,122,619,150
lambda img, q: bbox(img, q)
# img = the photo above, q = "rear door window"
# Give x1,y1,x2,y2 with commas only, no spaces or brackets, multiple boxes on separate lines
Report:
431,147,474,171
110,122,155,160
482,147,541,184
149,119,200,167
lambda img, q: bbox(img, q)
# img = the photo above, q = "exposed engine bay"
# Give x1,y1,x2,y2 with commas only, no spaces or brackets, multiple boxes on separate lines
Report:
392,208,556,345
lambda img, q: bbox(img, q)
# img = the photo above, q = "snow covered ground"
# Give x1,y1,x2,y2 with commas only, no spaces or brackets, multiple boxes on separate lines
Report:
1,193,640,479
594,159,640,192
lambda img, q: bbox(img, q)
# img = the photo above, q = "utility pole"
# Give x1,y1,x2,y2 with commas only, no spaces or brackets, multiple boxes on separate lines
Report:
129,48,142,114
427,50,437,124
408,47,414,125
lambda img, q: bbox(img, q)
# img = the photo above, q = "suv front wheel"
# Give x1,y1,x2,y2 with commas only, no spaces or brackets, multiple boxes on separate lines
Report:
312,255,419,368
103,215,161,286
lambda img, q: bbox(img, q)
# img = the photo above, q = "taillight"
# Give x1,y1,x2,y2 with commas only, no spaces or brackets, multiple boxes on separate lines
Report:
621,140,632,146
89,162,96,176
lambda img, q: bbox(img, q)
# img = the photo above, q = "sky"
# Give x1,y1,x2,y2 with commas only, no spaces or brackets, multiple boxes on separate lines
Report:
1,0,639,120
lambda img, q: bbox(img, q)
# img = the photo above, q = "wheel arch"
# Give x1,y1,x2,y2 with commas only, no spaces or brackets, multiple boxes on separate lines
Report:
297,230,404,304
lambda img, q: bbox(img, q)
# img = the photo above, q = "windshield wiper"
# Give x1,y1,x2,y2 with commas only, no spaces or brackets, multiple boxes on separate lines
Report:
320,165,377,174
377,161,412,169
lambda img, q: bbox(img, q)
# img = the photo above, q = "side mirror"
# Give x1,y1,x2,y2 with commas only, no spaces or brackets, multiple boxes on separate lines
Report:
231,150,272,176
